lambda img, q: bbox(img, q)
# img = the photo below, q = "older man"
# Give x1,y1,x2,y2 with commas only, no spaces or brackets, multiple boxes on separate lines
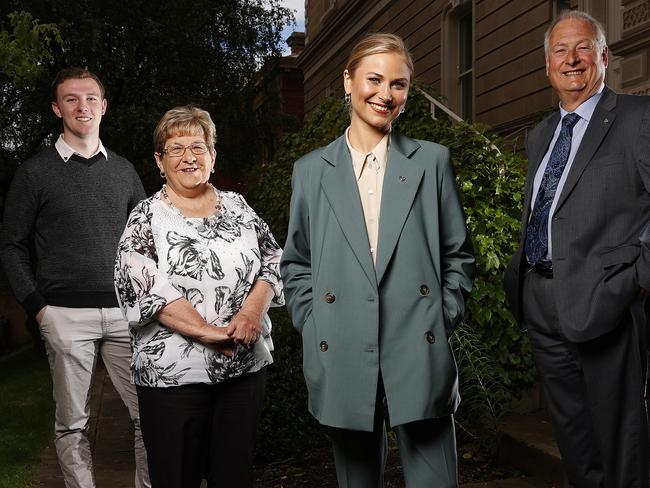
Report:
504,10,650,488
1,68,150,488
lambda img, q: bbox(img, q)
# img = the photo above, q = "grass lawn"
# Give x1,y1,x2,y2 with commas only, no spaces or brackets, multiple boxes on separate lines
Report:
0,347,54,488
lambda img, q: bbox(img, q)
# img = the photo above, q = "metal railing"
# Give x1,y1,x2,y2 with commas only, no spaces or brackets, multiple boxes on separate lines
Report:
415,87,502,156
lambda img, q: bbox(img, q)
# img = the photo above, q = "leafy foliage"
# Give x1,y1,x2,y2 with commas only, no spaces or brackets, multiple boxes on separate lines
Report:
251,86,535,456
256,308,327,460
249,96,348,239
0,11,62,207
0,0,294,199
394,87,535,391
451,321,510,452
0,11,61,85
252,100,350,459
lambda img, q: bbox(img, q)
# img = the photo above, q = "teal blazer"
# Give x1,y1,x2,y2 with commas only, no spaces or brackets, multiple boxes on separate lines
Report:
280,131,475,431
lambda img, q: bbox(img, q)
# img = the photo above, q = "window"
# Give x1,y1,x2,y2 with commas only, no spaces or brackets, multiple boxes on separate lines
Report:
443,0,474,121
458,9,473,120
554,0,571,15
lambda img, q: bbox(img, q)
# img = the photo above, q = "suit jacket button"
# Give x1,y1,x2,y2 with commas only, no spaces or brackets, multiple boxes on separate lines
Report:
419,284,430,296
425,331,435,344
319,341,329,352
324,293,336,303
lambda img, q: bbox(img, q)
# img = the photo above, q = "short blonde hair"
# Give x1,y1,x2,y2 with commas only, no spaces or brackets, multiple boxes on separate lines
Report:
153,105,216,153
345,33,414,80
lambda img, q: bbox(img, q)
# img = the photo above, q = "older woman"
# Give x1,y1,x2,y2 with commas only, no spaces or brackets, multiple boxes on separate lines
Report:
281,33,474,486
115,106,283,488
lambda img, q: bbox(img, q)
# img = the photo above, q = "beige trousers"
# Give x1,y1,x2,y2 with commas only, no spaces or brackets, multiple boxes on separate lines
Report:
39,306,150,488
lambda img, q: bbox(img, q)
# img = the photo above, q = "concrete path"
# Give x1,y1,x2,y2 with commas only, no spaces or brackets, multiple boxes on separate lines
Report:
35,359,137,488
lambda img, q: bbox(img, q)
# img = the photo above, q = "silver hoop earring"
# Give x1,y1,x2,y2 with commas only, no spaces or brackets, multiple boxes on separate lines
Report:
210,167,215,174
160,170,166,178
344,93,351,104
399,107,405,115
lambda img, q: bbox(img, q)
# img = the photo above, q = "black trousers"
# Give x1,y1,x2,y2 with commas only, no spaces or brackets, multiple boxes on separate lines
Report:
137,368,266,488
522,270,649,488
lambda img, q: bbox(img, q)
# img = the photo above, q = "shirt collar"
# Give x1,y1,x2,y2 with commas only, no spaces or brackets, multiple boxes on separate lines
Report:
345,128,390,180
55,134,108,162
559,83,604,123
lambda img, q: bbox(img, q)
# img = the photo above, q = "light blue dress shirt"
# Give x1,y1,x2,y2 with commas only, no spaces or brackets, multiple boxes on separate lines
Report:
530,84,604,260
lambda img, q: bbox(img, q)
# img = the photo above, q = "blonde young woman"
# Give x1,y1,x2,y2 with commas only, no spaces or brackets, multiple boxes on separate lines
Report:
281,33,475,487
115,106,283,488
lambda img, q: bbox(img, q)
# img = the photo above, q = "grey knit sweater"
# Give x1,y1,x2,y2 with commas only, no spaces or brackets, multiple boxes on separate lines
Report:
1,146,146,317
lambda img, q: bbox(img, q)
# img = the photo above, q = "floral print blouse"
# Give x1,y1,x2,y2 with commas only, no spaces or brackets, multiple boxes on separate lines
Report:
114,187,284,387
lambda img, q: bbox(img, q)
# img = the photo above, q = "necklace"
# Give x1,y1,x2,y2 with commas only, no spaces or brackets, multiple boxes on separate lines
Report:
161,184,221,218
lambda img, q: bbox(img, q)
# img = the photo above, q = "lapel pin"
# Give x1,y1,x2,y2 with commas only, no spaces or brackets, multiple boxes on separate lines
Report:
604,118,609,124
399,176,406,182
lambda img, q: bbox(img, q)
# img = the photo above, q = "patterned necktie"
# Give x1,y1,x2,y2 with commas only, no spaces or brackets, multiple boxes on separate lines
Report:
525,112,581,265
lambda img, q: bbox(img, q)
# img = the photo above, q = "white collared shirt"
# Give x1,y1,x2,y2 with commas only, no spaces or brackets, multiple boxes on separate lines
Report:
345,128,390,265
54,134,108,162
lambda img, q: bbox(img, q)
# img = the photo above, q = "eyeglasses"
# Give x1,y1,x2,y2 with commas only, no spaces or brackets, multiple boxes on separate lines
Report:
162,143,209,157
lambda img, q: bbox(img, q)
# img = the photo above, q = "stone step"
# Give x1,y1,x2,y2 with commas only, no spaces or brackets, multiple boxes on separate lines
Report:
462,477,553,488
498,411,564,487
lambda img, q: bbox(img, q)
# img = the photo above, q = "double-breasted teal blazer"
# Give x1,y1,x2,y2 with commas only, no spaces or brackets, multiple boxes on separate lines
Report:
280,131,475,431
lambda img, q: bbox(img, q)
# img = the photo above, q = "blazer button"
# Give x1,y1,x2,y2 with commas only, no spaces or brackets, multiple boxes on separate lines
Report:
425,331,436,344
319,341,329,352
324,293,336,304
419,284,430,296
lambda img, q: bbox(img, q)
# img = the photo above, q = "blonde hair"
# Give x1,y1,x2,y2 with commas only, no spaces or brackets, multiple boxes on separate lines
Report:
345,33,414,80
153,105,216,153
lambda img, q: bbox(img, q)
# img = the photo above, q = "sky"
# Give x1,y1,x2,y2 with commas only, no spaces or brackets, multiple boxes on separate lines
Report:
278,0,305,55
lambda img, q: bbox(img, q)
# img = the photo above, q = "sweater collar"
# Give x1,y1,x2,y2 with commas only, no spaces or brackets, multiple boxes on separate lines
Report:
55,134,108,163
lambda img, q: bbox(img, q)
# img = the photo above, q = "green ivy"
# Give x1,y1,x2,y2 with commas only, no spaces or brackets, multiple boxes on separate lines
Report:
250,96,349,241
251,85,536,458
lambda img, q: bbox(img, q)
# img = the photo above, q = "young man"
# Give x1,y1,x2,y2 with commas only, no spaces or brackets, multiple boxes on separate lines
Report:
1,68,150,488
504,10,650,488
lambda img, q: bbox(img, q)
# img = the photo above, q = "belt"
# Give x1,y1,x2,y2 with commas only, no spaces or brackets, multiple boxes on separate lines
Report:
525,260,553,278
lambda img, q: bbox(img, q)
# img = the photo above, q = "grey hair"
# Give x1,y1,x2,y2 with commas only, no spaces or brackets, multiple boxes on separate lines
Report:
544,10,607,56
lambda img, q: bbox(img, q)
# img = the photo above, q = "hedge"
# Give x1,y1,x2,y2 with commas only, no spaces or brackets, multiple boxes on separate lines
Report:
252,85,535,459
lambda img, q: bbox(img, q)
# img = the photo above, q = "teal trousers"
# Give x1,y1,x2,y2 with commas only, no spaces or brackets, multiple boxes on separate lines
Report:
329,414,458,487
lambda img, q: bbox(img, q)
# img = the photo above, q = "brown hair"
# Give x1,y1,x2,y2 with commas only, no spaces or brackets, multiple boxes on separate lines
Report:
153,105,217,154
51,67,106,102
345,32,414,80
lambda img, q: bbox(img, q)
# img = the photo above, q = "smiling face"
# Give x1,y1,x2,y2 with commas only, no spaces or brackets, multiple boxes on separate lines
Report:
155,133,215,195
344,52,410,138
51,77,106,145
545,17,608,111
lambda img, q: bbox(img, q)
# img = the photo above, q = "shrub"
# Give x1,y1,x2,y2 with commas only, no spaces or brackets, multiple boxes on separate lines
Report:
256,308,326,460
252,85,535,459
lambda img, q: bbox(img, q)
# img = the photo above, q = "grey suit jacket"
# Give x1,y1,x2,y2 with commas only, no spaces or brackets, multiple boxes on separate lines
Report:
504,87,650,342
280,131,474,431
